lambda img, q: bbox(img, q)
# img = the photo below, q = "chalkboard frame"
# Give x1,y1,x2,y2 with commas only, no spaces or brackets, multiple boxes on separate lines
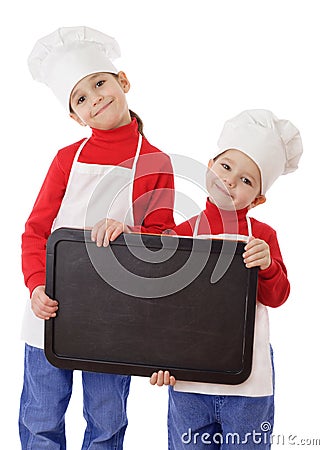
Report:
45,227,258,384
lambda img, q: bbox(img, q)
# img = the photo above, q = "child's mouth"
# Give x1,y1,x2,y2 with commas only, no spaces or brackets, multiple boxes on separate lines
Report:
215,183,232,198
94,100,113,117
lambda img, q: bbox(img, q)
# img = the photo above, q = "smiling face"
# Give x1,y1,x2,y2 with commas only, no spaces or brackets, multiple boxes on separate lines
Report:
69,72,131,130
206,149,266,211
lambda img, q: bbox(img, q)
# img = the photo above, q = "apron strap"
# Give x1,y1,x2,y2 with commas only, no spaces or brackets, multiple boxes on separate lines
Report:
246,215,252,238
64,138,90,194
193,212,201,237
128,133,143,221
132,134,142,169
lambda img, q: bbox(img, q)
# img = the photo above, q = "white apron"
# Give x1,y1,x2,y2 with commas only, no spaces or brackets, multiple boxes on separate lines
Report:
21,134,142,349
174,212,273,397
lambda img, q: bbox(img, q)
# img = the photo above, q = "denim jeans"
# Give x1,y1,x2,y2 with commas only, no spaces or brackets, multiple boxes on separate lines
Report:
168,388,274,449
19,344,131,449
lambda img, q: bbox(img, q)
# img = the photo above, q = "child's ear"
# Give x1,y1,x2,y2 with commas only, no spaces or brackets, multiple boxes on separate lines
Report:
69,112,87,127
117,71,131,93
248,195,266,210
208,159,214,169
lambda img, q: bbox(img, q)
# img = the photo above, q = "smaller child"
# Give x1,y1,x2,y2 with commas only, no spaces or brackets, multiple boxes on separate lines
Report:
149,109,303,450
99,109,303,450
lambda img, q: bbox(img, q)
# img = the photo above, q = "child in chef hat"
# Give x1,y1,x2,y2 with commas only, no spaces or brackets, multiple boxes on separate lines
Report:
19,26,175,449
148,109,303,449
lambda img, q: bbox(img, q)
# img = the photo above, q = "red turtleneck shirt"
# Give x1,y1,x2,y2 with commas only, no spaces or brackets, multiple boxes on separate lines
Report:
170,198,290,308
22,119,175,295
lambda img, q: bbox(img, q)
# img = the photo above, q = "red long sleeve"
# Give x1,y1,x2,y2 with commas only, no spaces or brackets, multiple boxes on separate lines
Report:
254,229,290,308
22,119,175,295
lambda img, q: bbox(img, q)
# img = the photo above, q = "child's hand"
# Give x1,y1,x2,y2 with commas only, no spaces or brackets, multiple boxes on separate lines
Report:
31,285,58,320
91,218,130,247
243,237,271,270
150,370,176,387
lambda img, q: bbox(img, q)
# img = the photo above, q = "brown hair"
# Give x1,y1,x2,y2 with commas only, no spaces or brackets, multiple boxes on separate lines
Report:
129,109,145,138
111,73,145,137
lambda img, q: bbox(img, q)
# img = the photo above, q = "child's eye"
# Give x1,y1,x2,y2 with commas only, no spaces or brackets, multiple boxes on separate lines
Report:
77,96,86,105
96,80,105,88
242,177,252,186
221,163,230,170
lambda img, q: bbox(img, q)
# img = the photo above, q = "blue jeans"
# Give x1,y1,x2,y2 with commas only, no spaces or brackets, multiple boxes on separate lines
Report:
168,389,274,449
19,344,130,449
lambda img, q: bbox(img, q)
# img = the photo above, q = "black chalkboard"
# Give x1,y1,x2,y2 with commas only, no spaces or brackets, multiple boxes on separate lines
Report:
45,227,258,384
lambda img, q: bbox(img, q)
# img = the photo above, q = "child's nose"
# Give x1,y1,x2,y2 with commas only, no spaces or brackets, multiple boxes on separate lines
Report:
92,94,103,106
223,176,235,188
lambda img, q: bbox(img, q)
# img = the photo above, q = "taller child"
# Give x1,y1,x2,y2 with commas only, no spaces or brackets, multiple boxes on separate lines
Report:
19,26,175,449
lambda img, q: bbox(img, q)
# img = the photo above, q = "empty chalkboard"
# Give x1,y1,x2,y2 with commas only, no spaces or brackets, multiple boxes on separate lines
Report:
45,227,258,384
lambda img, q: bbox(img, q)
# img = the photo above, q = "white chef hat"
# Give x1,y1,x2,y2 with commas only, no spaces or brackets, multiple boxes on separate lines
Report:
215,109,303,194
28,26,121,111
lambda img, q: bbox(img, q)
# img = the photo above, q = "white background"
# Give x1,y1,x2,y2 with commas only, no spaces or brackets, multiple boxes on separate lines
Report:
1,0,323,448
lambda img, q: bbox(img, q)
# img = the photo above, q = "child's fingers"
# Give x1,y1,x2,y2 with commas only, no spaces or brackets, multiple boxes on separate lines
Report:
150,370,176,386
150,372,158,385
103,224,115,247
164,371,176,386
103,222,124,247
156,370,165,386
246,255,271,270
109,224,124,242
244,255,264,268
92,219,125,247
31,287,58,320
243,239,266,259
244,236,259,252
91,218,106,242
169,375,176,386
158,370,175,386
163,371,172,385
243,239,270,270
33,304,58,320
165,371,177,386
95,224,108,247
